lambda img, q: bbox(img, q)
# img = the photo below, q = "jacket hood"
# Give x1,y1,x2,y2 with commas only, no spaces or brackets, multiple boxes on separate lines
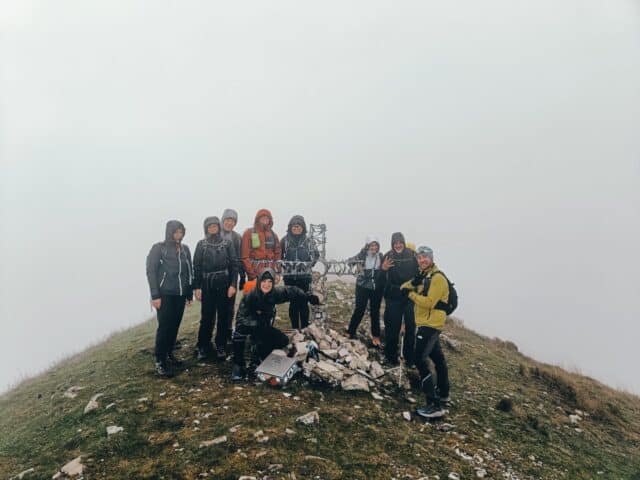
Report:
391,232,406,249
258,268,276,283
222,209,238,224
365,235,380,248
287,215,307,236
254,209,274,230
203,216,221,237
165,220,186,243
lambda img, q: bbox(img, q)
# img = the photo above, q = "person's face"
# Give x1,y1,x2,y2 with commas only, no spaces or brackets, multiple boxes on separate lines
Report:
259,215,270,227
173,229,185,242
207,223,219,236
417,254,433,270
393,241,404,253
291,224,303,235
260,278,274,293
223,218,236,232
368,242,379,254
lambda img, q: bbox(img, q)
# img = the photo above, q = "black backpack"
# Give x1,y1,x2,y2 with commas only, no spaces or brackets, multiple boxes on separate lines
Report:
423,270,458,315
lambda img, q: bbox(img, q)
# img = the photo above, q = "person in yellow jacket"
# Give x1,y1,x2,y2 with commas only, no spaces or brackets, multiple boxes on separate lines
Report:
401,246,450,419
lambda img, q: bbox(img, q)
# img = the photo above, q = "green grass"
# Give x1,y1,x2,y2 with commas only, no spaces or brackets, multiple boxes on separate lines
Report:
1,281,640,479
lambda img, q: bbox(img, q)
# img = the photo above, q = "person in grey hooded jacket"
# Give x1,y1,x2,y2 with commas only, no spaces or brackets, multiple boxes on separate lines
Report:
346,236,385,346
221,208,245,342
146,220,193,377
193,216,238,361
280,215,320,329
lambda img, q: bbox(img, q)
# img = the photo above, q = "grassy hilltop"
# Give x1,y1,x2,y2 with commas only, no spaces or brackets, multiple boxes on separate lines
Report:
1,281,639,480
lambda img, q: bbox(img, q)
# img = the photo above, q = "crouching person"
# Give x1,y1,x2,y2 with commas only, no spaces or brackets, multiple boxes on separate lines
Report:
146,220,193,378
401,246,450,419
231,269,320,381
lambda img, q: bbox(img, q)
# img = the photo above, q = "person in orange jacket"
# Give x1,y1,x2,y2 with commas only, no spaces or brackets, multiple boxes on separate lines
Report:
241,209,282,285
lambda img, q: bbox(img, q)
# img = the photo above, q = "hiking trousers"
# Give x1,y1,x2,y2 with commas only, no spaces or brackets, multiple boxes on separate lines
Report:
383,296,415,363
155,295,187,362
284,277,312,329
232,324,289,366
347,285,383,338
197,287,230,350
415,326,450,402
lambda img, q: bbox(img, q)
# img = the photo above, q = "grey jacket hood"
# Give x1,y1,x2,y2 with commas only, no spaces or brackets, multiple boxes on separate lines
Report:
165,220,186,243
222,208,238,223
391,232,406,249
203,216,221,237
287,215,307,236
365,235,380,248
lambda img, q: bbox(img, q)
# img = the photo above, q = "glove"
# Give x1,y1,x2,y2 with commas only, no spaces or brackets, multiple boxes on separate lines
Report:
400,285,413,297
307,293,320,305
411,273,425,287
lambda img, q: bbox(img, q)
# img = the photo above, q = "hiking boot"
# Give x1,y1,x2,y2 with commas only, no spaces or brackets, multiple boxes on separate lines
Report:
173,339,183,350
167,353,184,368
195,347,210,362
154,360,173,378
384,356,400,367
416,403,445,419
231,363,246,382
215,345,227,361
440,395,451,404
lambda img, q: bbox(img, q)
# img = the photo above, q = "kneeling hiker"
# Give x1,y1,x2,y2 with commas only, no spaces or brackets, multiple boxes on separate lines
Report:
231,269,320,381
402,246,452,419
193,216,238,361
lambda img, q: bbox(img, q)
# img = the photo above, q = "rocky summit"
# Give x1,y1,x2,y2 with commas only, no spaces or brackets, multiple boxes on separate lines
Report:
1,281,640,479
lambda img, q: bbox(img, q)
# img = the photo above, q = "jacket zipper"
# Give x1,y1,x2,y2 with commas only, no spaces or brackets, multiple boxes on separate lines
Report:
160,272,167,288
178,247,183,296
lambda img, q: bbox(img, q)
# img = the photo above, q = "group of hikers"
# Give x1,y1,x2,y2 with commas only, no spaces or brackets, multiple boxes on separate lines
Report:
146,209,456,419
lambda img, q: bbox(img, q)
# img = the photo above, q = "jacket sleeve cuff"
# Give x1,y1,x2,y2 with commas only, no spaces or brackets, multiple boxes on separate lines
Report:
151,293,161,300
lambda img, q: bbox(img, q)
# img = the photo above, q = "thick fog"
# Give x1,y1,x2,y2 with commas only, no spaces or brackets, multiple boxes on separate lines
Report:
1,1,639,394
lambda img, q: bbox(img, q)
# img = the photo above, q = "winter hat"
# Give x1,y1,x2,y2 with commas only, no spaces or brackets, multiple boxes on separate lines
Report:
416,246,434,260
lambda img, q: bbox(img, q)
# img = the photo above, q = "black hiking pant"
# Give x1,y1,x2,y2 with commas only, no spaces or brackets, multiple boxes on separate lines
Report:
227,292,237,341
415,326,449,403
383,296,415,364
155,295,187,362
284,277,311,329
197,287,230,350
347,285,383,338
232,324,289,367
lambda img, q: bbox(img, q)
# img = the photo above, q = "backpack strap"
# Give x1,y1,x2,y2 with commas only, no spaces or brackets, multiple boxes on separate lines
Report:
423,270,450,311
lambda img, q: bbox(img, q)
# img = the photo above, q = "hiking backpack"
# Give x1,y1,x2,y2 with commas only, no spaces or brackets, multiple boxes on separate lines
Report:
423,270,458,315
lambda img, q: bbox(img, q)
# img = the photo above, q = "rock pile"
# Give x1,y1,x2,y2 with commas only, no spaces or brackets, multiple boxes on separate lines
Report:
287,322,409,392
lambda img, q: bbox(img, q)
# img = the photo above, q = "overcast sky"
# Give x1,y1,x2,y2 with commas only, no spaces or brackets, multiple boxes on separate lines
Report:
1,0,639,394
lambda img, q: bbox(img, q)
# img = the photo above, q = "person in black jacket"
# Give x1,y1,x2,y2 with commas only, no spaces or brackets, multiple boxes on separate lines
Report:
146,220,193,377
193,216,239,361
280,215,320,329
230,269,319,381
346,236,385,346
221,208,245,343
382,232,419,366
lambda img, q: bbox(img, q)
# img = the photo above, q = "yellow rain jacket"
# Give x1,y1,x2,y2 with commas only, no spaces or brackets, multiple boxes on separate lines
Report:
402,264,449,330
